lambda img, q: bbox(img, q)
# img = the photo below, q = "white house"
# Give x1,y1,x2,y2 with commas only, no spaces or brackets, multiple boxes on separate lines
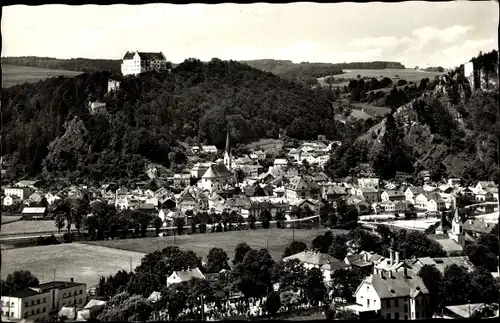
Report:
405,187,425,204
3,195,20,206
121,51,168,76
45,193,62,205
166,268,205,287
250,150,266,161
4,187,35,200
380,190,405,202
354,269,431,320
273,159,288,169
201,145,218,154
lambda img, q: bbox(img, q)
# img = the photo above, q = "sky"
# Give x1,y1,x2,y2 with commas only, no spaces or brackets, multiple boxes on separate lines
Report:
2,2,498,68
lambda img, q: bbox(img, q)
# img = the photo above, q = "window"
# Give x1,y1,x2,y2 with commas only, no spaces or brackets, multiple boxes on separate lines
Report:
24,312,28,318
367,299,370,307
395,313,400,320
386,313,391,319
36,309,40,314
416,312,420,319
31,300,35,306
404,304,408,312
394,299,399,306
43,298,47,303
386,300,391,308
404,315,408,320
37,299,40,304
43,308,46,313
79,299,83,304
25,301,29,307
80,290,83,295
10,312,13,317
31,310,34,315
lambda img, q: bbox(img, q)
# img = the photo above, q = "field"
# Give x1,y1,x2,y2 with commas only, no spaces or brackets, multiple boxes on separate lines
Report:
333,68,444,82
1,215,22,224
83,228,339,262
2,64,82,88
245,139,284,155
1,220,68,235
1,243,146,287
350,103,391,118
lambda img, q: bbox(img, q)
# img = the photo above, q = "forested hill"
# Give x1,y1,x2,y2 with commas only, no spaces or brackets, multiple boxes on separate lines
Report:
241,59,406,79
326,49,499,184
1,56,124,73
1,58,361,184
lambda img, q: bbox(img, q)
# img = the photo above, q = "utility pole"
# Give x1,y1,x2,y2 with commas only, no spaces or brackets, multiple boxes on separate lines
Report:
130,257,132,273
53,268,56,281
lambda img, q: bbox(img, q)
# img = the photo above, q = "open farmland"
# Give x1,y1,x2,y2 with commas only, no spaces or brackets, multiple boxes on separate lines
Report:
1,220,68,235
351,103,391,118
1,243,146,287
83,228,344,262
245,139,284,155
334,68,444,82
1,215,22,224
2,64,82,88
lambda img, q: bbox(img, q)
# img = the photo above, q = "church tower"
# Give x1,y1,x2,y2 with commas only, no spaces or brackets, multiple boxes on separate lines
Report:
449,207,465,246
224,130,233,170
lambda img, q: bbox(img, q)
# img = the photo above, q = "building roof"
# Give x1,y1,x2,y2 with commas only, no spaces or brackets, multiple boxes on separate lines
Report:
84,299,106,309
406,256,475,274
1,289,41,298
136,52,165,61
407,187,425,194
362,271,429,299
171,267,206,282
35,281,85,291
463,218,496,234
202,163,232,179
445,303,486,318
283,250,342,266
383,190,405,197
22,207,46,214
286,175,320,191
434,238,464,254
58,307,77,320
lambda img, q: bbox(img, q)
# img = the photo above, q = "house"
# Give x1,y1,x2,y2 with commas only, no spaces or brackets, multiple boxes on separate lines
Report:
380,190,405,202
89,101,106,114
404,256,475,275
240,201,289,219
190,146,201,155
3,195,20,206
21,207,47,220
1,289,52,321
29,279,87,312
287,148,301,161
462,218,496,237
176,191,197,212
414,192,445,212
322,183,348,201
374,249,408,273
283,250,350,282
475,181,496,192
166,268,205,287
428,208,467,255
14,180,40,189
447,178,461,187
250,150,266,161
273,159,288,169
44,193,62,205
121,51,168,76
404,187,425,204
378,201,395,214
170,174,191,189
4,186,35,200
108,79,120,92
225,195,252,213
353,187,379,203
394,200,413,214
344,251,385,276
201,145,218,154
285,175,321,202
28,192,44,204
357,178,380,189
354,268,431,320
191,163,211,179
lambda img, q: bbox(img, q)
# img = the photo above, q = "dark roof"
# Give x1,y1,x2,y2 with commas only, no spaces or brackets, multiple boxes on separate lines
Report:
368,271,429,299
35,281,85,291
2,289,41,298
138,52,165,61
123,51,135,59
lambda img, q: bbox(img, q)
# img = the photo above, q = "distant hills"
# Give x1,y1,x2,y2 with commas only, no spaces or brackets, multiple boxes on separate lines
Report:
2,56,405,80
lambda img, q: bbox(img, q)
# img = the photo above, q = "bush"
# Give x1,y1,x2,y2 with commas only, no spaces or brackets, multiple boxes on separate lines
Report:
262,218,271,229
62,233,74,243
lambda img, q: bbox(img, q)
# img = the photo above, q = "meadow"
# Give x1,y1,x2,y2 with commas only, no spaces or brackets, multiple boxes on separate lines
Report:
0,220,67,235
245,138,284,155
1,243,146,287
1,215,22,224
350,103,391,118
83,228,341,262
335,68,444,82
2,64,82,88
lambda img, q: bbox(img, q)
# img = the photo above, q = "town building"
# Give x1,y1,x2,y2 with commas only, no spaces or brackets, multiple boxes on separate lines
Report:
121,51,168,76
285,175,321,202
283,250,350,282
166,268,205,287
354,268,431,320
4,186,35,201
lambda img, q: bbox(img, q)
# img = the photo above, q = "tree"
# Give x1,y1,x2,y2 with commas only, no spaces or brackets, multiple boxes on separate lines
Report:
283,241,307,258
330,267,363,302
278,259,307,292
205,248,230,273
264,291,282,316
174,217,185,235
469,267,500,304
418,265,443,315
275,210,286,228
233,242,253,266
54,213,65,233
319,202,337,228
6,270,40,291
231,248,275,299
327,234,349,260
440,264,473,308
248,214,256,229
304,267,326,305
154,216,163,236
260,210,272,229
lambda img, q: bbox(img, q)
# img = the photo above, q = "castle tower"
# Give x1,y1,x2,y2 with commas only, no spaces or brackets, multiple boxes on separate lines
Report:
224,130,233,170
449,207,465,246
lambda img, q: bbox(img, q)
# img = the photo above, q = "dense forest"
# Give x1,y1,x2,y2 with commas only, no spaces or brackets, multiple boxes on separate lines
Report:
1,58,365,183
325,49,499,184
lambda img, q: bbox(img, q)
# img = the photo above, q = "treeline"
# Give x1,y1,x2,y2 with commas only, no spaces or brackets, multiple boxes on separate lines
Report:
1,56,122,73
1,57,366,183
242,59,405,80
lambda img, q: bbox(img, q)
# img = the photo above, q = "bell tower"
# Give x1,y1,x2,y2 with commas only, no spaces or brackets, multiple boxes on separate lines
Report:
449,207,465,246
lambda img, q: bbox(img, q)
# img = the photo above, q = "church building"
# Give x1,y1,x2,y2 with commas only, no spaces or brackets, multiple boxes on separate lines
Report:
198,131,235,193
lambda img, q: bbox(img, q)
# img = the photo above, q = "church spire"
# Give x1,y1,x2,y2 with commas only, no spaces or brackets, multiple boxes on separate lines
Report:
225,130,231,155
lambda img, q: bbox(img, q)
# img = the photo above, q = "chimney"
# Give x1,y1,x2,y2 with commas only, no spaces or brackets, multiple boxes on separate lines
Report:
380,270,385,279
70,277,74,283
365,252,369,262
389,270,394,279
404,267,408,278
395,251,400,264
389,249,394,265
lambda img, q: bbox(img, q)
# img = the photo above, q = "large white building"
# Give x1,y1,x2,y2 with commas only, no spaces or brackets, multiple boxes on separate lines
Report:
121,51,168,76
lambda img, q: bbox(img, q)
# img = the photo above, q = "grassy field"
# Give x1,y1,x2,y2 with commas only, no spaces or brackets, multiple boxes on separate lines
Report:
1,215,22,224
334,68,444,82
0,220,68,235
83,228,338,262
1,243,146,287
245,139,284,155
2,64,82,88
351,103,391,118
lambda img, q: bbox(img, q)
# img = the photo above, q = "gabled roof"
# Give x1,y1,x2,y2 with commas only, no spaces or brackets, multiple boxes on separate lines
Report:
406,187,425,194
22,207,46,214
123,51,136,59
202,163,232,179
283,250,342,266
363,271,429,299
137,52,166,61
383,190,404,197
286,175,320,191
171,267,205,282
